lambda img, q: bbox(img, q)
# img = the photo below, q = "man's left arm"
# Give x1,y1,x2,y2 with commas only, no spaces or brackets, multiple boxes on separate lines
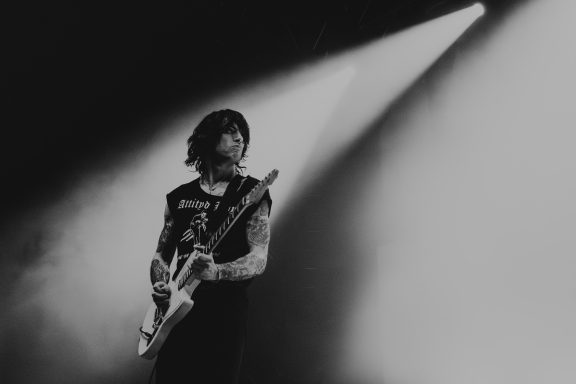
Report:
191,199,270,281
218,199,270,280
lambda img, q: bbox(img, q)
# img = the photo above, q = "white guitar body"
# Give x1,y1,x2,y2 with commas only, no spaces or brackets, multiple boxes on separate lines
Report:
138,271,201,359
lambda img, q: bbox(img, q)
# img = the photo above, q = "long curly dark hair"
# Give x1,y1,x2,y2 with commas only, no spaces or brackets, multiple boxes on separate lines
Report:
184,109,250,177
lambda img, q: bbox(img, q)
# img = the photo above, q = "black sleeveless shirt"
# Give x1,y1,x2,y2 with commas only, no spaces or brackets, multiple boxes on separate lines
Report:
166,175,271,301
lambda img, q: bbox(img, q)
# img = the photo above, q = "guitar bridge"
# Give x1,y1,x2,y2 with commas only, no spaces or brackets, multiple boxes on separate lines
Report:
153,307,164,329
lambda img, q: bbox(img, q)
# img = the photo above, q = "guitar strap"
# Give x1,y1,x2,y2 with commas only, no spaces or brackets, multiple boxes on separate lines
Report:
208,174,257,234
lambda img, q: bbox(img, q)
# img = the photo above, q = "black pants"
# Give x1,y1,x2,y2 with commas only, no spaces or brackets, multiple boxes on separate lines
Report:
156,290,248,384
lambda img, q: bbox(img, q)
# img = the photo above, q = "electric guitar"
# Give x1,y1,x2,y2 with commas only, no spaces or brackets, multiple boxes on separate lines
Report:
138,169,279,359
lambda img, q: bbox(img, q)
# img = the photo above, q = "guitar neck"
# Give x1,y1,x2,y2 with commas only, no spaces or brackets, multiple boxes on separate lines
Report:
175,196,251,289
205,195,251,254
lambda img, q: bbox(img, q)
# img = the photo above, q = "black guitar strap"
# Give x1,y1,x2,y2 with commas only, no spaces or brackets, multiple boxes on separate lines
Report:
208,174,256,234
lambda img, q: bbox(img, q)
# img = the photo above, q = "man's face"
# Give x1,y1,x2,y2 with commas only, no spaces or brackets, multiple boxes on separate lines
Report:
214,128,244,164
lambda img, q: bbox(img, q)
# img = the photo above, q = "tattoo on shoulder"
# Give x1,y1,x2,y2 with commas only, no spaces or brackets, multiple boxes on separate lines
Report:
247,215,270,247
156,212,175,253
256,200,270,216
150,259,170,284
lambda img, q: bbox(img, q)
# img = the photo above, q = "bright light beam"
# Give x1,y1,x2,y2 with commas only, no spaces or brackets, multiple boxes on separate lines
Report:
164,2,485,216
343,0,576,383
284,1,487,196
472,2,486,18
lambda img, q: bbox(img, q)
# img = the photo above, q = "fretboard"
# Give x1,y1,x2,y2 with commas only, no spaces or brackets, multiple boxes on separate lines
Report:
204,195,250,254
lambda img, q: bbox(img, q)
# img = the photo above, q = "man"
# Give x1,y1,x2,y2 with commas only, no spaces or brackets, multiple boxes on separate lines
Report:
150,109,272,383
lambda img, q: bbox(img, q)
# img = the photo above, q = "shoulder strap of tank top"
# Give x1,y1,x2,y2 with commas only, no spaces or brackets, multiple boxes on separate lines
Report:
208,174,245,230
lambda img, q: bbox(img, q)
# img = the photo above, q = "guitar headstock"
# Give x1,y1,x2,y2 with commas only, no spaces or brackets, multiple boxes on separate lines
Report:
245,169,279,206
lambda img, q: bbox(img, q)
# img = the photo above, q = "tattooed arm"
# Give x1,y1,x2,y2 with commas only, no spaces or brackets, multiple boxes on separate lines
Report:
150,203,177,306
191,199,271,281
217,199,271,281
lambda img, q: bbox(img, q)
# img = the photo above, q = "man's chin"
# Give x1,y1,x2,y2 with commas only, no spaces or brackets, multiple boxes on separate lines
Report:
212,153,240,165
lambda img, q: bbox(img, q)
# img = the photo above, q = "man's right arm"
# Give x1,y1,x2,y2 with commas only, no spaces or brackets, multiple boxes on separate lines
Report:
150,203,177,304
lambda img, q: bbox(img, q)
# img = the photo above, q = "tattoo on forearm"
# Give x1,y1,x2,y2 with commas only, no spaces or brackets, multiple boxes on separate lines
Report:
218,252,267,281
218,207,270,281
150,259,170,284
247,215,270,247
156,213,175,253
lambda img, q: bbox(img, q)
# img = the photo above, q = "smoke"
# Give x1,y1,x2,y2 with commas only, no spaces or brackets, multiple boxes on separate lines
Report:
2,164,170,382
0,66,356,383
